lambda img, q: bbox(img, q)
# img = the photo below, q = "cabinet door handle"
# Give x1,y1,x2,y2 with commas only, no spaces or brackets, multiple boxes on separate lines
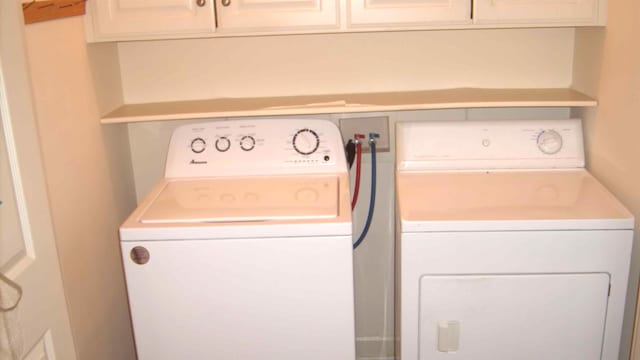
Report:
196,0,206,7
221,0,231,6
0,272,22,312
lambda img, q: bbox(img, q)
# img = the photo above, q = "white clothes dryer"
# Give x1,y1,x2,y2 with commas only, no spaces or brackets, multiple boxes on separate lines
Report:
120,119,355,360
395,119,633,360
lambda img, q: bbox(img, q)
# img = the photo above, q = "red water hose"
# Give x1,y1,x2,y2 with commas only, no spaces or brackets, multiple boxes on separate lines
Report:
351,141,362,210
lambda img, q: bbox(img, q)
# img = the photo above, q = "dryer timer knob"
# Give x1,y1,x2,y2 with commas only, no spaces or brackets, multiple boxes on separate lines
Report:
536,129,563,155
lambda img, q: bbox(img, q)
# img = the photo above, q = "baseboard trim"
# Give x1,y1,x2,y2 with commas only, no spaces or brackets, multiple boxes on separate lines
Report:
356,336,395,360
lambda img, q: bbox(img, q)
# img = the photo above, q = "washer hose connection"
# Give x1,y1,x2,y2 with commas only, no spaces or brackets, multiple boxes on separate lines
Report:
353,133,379,250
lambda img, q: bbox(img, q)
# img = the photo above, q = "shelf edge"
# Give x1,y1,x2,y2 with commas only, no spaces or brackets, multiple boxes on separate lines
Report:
100,89,598,124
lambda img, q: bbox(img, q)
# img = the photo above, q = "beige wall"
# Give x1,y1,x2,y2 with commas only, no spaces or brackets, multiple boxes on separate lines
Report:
118,28,576,103
573,0,640,359
23,17,137,360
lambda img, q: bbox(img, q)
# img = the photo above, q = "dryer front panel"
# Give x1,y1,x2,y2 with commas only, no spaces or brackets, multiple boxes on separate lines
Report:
397,230,632,360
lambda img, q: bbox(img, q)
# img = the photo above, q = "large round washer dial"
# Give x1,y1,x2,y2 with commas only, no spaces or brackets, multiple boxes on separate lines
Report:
536,129,563,155
292,129,320,155
215,137,231,152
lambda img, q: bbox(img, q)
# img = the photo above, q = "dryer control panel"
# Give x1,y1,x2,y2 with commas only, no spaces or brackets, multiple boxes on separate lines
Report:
165,119,347,178
397,119,585,171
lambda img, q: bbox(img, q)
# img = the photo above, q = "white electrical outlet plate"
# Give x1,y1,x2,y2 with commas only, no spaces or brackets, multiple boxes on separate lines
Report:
339,116,390,152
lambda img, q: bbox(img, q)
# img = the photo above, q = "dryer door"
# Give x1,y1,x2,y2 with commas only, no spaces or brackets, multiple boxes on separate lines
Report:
418,273,609,359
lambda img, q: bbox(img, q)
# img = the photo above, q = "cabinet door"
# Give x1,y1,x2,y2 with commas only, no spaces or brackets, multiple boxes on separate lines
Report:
86,0,216,42
348,0,471,27
474,0,602,25
216,0,339,32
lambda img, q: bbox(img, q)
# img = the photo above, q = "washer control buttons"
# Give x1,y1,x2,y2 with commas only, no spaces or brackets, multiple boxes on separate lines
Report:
240,136,256,151
215,137,231,152
293,129,320,155
190,137,206,154
536,129,563,155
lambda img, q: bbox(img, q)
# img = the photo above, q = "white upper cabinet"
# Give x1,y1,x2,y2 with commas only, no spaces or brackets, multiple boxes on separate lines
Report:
216,0,339,32
84,0,607,42
86,0,216,42
473,0,604,26
348,0,471,27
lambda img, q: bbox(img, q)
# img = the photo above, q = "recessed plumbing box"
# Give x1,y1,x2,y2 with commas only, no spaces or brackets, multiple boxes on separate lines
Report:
339,116,390,152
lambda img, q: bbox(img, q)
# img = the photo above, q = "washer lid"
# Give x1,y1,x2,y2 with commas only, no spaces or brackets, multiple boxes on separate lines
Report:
140,175,339,223
397,170,634,232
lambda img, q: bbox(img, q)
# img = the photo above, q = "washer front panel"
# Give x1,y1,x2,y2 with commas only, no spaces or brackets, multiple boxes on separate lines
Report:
123,236,355,360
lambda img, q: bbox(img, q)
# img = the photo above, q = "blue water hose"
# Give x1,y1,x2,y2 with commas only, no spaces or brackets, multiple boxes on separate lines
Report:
353,133,378,250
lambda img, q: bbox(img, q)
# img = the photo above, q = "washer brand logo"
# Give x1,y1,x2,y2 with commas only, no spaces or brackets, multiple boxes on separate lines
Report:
190,160,208,165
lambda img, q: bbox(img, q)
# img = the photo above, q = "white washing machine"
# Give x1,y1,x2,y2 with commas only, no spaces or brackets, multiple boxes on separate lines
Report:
395,119,633,360
120,119,355,360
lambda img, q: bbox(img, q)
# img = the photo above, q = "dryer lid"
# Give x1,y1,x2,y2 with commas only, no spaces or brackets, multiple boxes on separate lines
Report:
139,175,339,223
397,169,634,232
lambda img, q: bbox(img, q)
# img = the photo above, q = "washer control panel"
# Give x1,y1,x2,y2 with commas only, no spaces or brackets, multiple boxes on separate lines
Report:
397,119,585,171
165,119,346,177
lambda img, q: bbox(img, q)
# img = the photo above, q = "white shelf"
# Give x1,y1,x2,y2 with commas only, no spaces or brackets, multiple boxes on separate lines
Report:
100,88,597,124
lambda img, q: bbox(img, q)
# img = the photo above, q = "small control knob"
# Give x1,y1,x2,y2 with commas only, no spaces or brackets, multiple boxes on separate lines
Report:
190,137,206,154
293,129,320,155
240,136,256,151
537,129,563,155
215,137,231,152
